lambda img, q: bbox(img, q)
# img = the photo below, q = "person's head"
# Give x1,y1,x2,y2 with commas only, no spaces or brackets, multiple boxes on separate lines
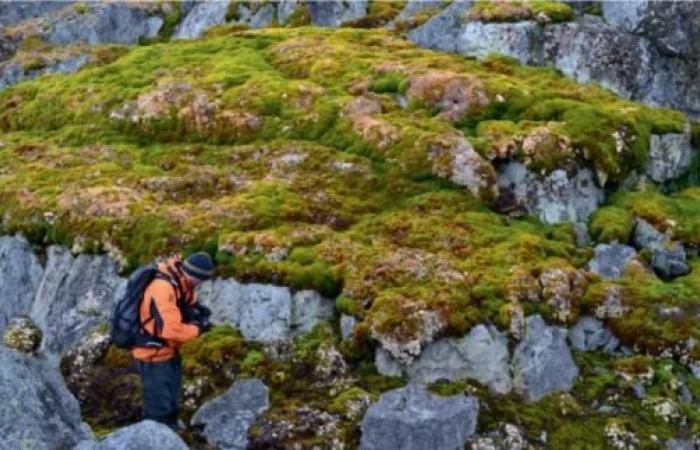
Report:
180,251,216,287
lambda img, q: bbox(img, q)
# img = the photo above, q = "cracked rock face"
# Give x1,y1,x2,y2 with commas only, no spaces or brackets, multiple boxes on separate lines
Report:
308,0,368,27
191,378,270,450
512,315,579,402
568,316,625,355
360,383,480,450
0,347,93,450
632,218,691,280
586,243,638,280
645,123,694,183
173,0,228,40
0,236,43,334
497,162,603,224
457,21,542,65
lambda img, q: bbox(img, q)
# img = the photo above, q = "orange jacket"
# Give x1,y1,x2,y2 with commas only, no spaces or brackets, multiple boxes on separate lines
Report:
131,258,201,362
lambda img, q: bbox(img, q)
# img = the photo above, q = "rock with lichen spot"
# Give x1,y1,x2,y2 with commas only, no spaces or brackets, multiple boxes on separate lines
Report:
371,309,446,364
586,243,638,280
595,284,629,319
604,419,639,450
568,316,624,355
249,406,345,450
642,397,681,423
60,330,110,402
645,123,694,183
505,267,541,303
407,71,489,122
360,383,479,450
3,315,42,354
502,302,526,340
182,376,211,414
428,134,499,203
632,218,690,280
540,266,588,323
314,342,347,381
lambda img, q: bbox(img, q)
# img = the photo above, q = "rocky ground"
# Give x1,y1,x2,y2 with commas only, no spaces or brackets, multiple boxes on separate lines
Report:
0,1,700,449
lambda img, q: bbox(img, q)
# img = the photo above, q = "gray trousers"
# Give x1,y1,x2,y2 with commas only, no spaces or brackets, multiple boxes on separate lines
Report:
135,353,182,430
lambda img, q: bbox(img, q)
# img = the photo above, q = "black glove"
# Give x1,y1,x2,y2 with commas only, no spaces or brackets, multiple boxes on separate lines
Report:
194,303,212,319
195,317,212,335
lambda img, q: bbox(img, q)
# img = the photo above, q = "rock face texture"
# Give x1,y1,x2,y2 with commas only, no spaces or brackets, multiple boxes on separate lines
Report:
191,378,270,450
308,0,368,27
586,243,638,280
408,2,700,117
360,383,480,450
0,236,43,333
512,315,579,402
79,420,189,450
31,246,125,361
568,316,624,354
645,124,695,183
0,347,92,449
0,54,90,91
198,279,334,341
380,324,512,395
632,218,691,279
497,162,603,224
173,0,228,40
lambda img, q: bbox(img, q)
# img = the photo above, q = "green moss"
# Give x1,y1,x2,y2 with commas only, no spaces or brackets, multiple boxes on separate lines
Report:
589,206,634,243
466,0,573,23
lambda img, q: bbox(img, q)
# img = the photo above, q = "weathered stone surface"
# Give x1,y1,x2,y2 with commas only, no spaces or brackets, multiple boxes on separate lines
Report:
0,346,92,449
646,124,694,183
457,21,542,65
633,218,691,280
512,315,579,402
0,54,90,91
586,243,638,280
30,245,125,361
340,314,358,340
236,2,276,29
249,406,345,450
666,438,698,450
0,235,43,333
198,279,332,341
497,162,603,224
407,1,473,52
191,378,270,450
406,324,512,394
360,383,479,450
45,3,163,45
0,1,71,28
308,0,368,27
173,0,228,40
90,420,189,450
540,267,587,323
568,316,623,354
371,309,446,364
3,315,42,354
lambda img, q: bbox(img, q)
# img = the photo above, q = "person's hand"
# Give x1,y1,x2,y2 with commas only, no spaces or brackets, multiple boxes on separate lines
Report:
195,317,212,335
194,303,212,319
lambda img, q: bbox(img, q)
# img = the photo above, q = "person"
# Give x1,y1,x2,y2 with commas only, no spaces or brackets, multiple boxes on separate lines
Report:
131,251,215,431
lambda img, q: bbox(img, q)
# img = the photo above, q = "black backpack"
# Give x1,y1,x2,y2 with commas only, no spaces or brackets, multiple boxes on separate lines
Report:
110,264,174,349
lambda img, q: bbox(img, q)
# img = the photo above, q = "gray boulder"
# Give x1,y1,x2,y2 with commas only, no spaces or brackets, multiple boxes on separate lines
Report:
586,242,638,279
497,162,603,224
512,315,579,402
86,420,188,450
30,245,125,362
645,124,694,183
407,0,473,52
0,54,90,91
173,0,228,40
340,314,358,340
407,324,512,394
568,316,623,354
45,3,163,45
0,346,92,449
308,0,368,27
360,383,479,450
632,218,690,280
197,278,332,341
191,378,270,450
0,235,43,333
457,21,542,65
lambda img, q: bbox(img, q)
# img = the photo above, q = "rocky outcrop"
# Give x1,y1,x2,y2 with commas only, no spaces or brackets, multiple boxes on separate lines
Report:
0,346,92,449
77,420,189,450
377,324,512,395
30,245,125,361
645,123,695,183
586,242,638,280
406,1,474,52
0,1,71,28
173,0,228,40
458,21,542,65
2,315,42,354
191,378,270,450
308,0,368,27
512,315,579,402
568,316,625,355
360,383,479,450
497,161,603,224
198,279,334,341
632,218,691,279
0,54,90,91
0,235,43,333
44,3,163,46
